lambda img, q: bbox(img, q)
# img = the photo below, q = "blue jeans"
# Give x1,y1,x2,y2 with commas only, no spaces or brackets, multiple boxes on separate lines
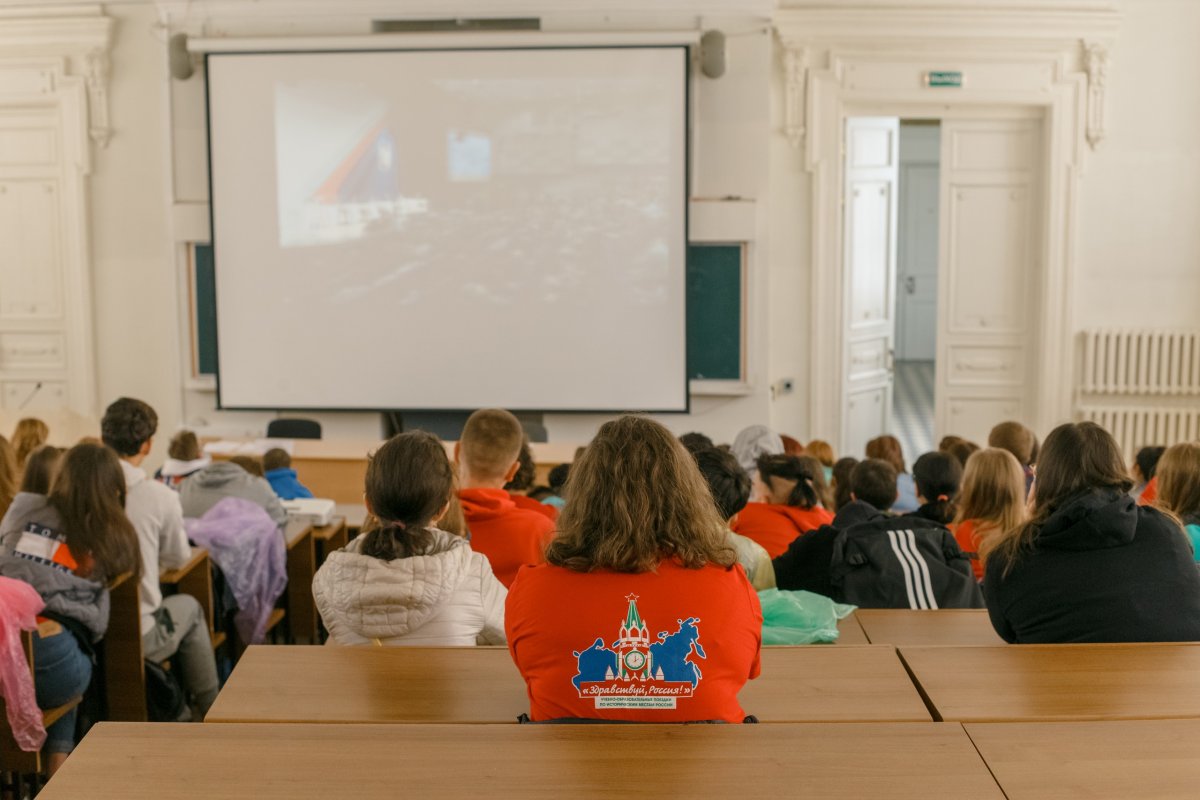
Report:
32,626,92,753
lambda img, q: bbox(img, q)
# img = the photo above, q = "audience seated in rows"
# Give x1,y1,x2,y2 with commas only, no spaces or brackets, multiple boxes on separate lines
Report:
10,418,49,473
314,431,506,647
731,425,783,483
908,451,963,526
506,416,761,723
982,422,1200,643
1157,442,1200,561
951,448,1026,581
0,444,141,774
504,440,557,522
987,421,1037,495
732,454,832,558
179,453,287,528
865,435,919,513
690,446,776,590
101,398,218,720
154,430,210,490
262,447,313,501
455,409,554,588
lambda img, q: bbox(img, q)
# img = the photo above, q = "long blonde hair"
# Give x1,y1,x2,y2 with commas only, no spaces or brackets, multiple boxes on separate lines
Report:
11,418,49,470
981,422,1130,574
1157,442,1200,521
959,448,1026,557
547,416,735,573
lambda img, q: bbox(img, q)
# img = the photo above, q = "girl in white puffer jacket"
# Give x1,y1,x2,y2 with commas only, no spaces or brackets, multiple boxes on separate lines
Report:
313,431,507,646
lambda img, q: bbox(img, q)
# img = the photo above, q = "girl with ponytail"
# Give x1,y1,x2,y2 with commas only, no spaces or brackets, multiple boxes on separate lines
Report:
730,454,834,558
909,451,964,526
312,431,506,646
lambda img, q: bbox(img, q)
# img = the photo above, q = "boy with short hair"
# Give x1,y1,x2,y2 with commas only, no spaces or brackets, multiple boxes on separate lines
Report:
155,430,210,490
773,459,981,609
100,397,219,719
263,448,314,500
456,409,555,587
691,446,775,590
988,421,1037,494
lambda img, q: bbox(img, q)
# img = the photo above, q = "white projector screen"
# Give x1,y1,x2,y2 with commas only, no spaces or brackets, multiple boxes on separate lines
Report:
206,47,688,412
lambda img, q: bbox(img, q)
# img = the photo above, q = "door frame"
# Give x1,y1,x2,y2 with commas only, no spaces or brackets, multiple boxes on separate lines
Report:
777,3,1119,452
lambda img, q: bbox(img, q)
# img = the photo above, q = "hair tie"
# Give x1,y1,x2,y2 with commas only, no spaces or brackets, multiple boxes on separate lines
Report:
382,519,408,532
937,494,950,503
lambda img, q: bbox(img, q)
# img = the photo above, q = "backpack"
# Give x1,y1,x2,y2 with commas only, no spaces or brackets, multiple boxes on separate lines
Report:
829,517,984,609
144,658,188,722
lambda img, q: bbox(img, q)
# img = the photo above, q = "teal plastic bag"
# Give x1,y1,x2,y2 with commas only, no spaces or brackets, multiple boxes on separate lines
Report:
758,589,857,645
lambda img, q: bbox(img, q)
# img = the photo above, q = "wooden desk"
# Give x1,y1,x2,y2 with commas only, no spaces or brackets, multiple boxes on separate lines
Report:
311,516,348,565
855,609,1004,647
43,722,1004,799
966,720,1200,800
205,644,929,724
282,521,317,644
834,611,869,645
208,439,580,504
900,643,1200,722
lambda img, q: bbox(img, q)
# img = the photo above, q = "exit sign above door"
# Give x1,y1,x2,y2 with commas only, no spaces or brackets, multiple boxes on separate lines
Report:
925,71,963,88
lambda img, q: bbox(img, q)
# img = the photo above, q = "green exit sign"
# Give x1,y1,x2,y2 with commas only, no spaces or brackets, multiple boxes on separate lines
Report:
925,71,964,88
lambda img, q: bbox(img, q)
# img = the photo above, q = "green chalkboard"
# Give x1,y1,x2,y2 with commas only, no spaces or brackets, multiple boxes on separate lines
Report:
686,244,743,381
192,242,744,383
194,244,217,376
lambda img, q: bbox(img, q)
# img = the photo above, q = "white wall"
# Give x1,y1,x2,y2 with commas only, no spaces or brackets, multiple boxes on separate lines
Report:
9,0,1199,462
1076,0,1200,330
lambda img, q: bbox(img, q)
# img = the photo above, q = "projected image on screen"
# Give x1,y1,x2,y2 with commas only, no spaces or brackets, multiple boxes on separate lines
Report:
207,48,687,412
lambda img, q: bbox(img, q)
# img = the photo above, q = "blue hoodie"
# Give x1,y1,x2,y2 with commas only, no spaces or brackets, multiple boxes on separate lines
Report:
264,468,313,501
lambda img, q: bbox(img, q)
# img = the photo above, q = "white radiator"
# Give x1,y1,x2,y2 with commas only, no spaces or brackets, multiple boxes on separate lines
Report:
1077,406,1200,458
1076,330,1200,456
1080,329,1200,395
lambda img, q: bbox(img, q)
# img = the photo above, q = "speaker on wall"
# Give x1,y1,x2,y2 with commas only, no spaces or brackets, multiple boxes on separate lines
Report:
169,33,195,81
699,30,726,79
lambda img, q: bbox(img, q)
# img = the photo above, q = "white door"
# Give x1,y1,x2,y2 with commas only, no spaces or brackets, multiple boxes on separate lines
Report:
843,117,899,458
935,118,1042,445
896,124,939,361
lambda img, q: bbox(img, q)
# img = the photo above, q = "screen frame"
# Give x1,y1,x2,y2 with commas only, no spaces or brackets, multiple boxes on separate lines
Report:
204,44,692,415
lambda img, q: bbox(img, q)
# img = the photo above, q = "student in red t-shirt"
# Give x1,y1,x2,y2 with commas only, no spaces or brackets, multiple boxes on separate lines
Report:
951,448,1027,581
456,409,555,588
731,454,833,558
506,416,761,724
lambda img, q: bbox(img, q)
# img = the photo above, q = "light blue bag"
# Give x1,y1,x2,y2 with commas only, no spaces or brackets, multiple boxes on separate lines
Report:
758,589,856,645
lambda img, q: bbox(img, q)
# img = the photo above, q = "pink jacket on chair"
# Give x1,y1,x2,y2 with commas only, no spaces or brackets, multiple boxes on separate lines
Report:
0,576,46,752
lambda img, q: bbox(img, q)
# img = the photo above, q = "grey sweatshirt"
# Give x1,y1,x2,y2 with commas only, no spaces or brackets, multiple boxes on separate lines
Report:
0,493,111,641
179,462,288,527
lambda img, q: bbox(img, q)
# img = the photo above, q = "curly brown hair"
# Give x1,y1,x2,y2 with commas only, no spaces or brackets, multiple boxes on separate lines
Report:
547,416,735,573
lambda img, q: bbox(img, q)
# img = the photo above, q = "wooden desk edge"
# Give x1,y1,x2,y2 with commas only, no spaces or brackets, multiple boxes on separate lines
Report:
159,548,209,584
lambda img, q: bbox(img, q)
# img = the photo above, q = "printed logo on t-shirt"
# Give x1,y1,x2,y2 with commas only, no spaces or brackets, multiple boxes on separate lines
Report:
570,593,705,710
14,522,78,574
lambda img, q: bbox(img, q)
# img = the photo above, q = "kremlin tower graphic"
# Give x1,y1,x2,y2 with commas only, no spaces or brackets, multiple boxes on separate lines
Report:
571,594,706,709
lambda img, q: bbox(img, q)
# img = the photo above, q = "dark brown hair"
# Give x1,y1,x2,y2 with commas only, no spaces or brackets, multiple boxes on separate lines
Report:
503,439,536,492
982,422,1132,573
865,435,907,474
19,445,64,495
360,431,455,560
168,430,201,462
100,397,158,457
229,455,264,477
547,416,734,573
798,454,834,509
850,459,898,510
912,451,963,525
11,418,49,470
48,444,141,582
947,440,981,469
756,454,820,509
262,448,291,473
831,456,859,511
779,435,805,457
692,447,751,521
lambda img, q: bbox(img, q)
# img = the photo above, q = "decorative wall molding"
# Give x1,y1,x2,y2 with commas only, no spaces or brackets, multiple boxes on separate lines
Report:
774,1,1121,449
0,6,112,151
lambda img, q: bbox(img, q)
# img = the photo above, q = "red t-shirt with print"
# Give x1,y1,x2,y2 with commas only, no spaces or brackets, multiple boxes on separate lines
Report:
506,560,762,723
731,503,834,558
459,488,554,588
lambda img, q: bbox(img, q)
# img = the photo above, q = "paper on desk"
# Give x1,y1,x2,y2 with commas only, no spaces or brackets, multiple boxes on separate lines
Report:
203,439,295,457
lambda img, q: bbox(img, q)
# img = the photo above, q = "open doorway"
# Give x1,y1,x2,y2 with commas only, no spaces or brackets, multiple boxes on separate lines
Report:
892,121,940,462
843,112,1041,461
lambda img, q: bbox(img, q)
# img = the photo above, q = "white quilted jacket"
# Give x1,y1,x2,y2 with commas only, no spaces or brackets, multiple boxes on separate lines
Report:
312,528,506,646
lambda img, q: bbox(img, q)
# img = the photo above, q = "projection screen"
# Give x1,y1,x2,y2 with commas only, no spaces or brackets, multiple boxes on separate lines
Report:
206,47,688,412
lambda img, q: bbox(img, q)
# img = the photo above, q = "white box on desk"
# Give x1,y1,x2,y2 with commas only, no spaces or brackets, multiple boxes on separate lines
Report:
282,498,336,526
